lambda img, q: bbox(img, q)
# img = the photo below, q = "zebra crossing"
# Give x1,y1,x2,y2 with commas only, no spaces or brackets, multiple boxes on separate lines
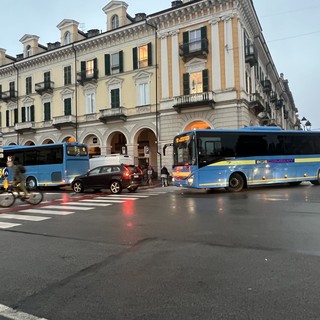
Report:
0,189,171,230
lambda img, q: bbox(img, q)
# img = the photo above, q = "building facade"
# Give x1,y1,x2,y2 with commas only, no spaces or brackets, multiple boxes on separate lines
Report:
0,0,299,175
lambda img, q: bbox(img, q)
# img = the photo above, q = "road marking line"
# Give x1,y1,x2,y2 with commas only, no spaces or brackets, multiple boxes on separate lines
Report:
103,195,149,198
0,222,21,229
96,196,138,200
20,209,74,215
0,303,48,319
45,205,94,210
81,199,123,203
65,202,112,207
0,214,51,221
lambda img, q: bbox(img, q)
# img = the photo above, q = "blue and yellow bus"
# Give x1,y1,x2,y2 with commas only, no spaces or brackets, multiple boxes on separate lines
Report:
169,127,320,192
0,142,89,188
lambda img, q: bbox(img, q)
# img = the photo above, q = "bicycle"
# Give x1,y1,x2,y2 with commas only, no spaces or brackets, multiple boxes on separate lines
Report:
0,181,44,208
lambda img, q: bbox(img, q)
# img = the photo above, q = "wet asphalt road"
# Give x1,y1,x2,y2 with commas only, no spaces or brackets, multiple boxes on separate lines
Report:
0,183,320,320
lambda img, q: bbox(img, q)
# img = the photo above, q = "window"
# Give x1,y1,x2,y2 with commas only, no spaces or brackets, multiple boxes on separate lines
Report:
26,45,32,57
138,83,150,106
64,98,72,116
111,15,119,29
44,72,51,88
21,105,35,122
105,51,123,75
80,59,97,81
44,102,51,121
111,89,120,108
26,77,32,95
86,93,95,114
86,60,94,78
133,43,152,70
64,66,72,85
6,108,18,127
9,81,15,97
189,29,201,52
63,31,71,45
183,70,209,95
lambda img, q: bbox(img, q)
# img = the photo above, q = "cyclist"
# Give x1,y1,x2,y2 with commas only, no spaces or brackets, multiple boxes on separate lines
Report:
6,160,29,199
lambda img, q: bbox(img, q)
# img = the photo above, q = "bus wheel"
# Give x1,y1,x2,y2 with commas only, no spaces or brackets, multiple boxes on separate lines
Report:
311,171,320,185
226,173,244,192
110,181,122,194
26,177,37,189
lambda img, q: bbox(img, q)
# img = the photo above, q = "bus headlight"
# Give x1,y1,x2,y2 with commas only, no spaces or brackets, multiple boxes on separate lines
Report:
187,175,194,186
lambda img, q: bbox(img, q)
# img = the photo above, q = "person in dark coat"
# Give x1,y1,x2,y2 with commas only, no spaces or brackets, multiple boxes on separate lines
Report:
160,166,169,187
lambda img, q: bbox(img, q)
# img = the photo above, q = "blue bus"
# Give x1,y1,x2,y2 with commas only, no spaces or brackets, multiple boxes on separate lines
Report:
169,127,320,192
0,142,89,188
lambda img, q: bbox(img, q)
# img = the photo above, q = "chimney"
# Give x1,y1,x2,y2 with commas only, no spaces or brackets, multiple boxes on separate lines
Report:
135,13,146,22
87,29,100,38
171,1,183,7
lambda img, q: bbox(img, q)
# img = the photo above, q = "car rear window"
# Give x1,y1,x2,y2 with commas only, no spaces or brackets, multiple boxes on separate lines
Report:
125,165,139,173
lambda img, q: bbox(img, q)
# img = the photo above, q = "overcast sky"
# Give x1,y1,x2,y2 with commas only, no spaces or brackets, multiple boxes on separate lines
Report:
1,0,319,129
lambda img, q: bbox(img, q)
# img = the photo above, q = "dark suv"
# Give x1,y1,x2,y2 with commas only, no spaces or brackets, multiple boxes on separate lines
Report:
72,164,143,194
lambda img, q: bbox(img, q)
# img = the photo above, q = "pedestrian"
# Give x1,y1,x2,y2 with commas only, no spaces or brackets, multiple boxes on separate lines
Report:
147,165,153,185
160,165,169,187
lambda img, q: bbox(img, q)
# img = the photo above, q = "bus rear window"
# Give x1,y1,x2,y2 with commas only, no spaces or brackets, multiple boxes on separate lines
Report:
67,145,88,156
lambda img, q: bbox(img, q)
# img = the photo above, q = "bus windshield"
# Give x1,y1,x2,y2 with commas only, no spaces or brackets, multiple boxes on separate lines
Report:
173,132,196,166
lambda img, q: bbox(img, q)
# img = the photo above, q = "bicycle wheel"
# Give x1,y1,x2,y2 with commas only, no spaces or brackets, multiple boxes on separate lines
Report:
26,189,43,205
0,191,16,207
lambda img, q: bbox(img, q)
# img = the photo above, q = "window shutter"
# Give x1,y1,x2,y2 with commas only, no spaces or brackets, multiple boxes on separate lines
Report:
202,69,209,92
119,50,123,73
44,102,51,121
133,47,138,70
30,105,35,121
183,73,190,96
201,26,207,51
6,110,9,127
183,31,189,55
105,54,111,76
93,58,98,78
147,42,152,66
14,108,18,124
21,107,26,122
64,98,71,115
111,89,120,108
81,61,86,80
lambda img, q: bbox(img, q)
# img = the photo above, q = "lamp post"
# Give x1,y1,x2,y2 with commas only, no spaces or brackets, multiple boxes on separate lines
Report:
301,117,312,131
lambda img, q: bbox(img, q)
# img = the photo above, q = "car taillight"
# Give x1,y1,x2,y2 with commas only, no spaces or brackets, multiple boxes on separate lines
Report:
123,167,131,178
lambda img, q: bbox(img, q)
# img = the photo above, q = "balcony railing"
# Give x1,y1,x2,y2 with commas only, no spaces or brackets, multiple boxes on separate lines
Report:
14,122,36,133
261,79,272,93
173,91,215,113
245,43,258,67
77,69,98,85
52,115,77,129
249,92,265,116
179,38,209,61
0,90,18,102
35,81,54,95
99,107,127,123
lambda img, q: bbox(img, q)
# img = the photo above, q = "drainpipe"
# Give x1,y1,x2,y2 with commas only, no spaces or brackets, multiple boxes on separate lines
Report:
145,19,162,169
72,44,78,142
13,63,19,145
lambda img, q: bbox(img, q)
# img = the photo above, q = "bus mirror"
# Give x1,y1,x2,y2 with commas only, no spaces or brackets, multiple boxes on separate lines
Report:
163,143,173,156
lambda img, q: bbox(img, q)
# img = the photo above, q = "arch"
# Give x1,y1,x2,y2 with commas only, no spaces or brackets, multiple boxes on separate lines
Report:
83,133,102,157
42,138,55,144
24,140,35,146
63,31,71,45
184,120,212,131
61,135,75,143
106,130,129,155
111,15,119,29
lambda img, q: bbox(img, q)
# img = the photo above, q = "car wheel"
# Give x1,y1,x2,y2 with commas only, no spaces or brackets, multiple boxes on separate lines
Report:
226,173,245,192
73,181,84,193
110,181,122,194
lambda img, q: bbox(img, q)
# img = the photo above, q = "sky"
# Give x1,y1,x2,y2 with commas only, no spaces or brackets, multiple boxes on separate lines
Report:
0,0,319,129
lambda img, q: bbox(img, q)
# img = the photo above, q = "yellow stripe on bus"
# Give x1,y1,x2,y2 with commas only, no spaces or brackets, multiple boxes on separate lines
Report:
209,160,256,166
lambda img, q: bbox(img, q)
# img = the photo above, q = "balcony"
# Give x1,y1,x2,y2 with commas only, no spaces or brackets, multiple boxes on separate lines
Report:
179,38,209,61
0,90,18,102
261,79,272,93
173,91,215,113
77,69,98,85
99,107,127,124
52,115,77,129
269,91,277,103
249,92,265,116
14,122,36,133
275,99,284,110
245,43,258,67
35,81,54,95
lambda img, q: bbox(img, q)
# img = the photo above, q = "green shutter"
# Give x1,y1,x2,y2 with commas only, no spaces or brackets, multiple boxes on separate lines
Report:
105,54,111,76
93,58,98,78
30,105,35,121
81,61,86,80
21,107,26,122
119,50,123,73
201,26,207,51
111,89,120,108
202,69,209,92
133,47,138,70
14,108,18,124
147,42,152,66
183,31,189,55
44,102,51,121
183,73,190,96
6,110,9,127
64,98,71,115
